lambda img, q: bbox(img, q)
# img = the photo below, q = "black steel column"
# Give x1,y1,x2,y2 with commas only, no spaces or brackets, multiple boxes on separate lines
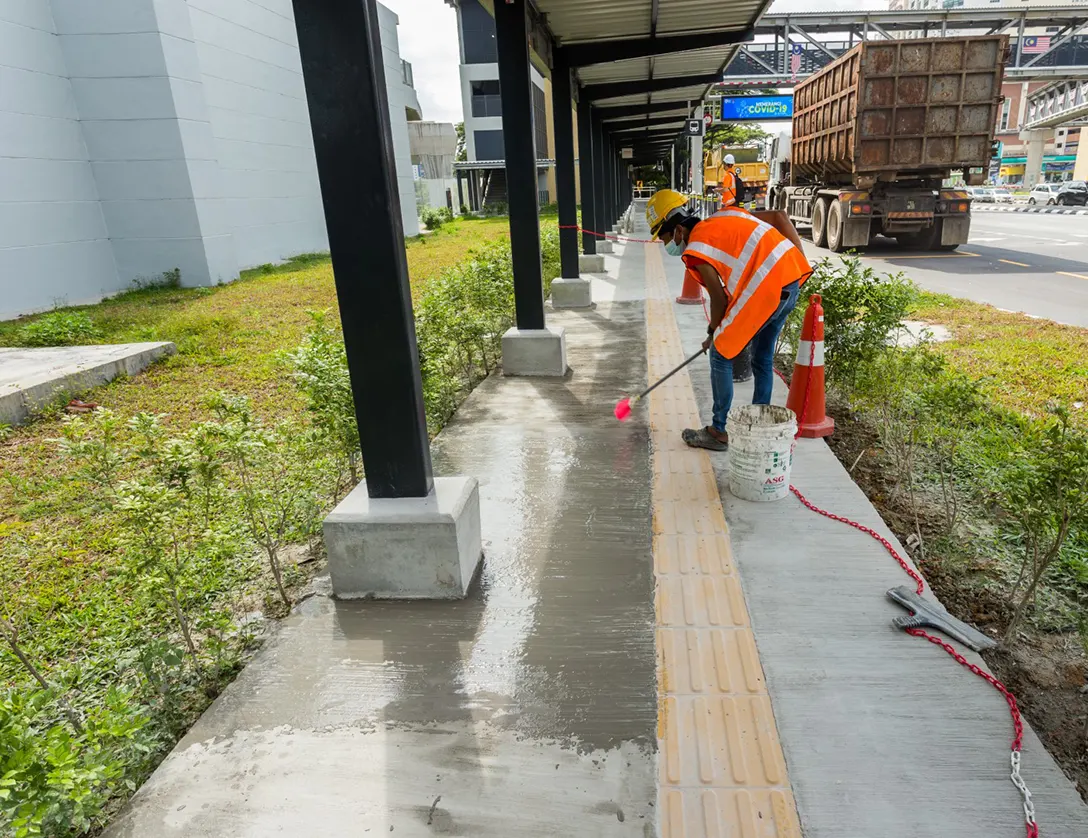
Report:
577,98,596,254
609,139,618,223
551,54,579,279
494,0,545,331
292,0,431,498
592,116,607,245
605,136,613,225
456,173,464,212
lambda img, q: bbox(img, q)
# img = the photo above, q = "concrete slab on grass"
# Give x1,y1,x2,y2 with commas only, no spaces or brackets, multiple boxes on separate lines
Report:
0,343,175,426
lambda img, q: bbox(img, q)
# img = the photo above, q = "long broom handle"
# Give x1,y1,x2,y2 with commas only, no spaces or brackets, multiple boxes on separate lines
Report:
634,348,706,402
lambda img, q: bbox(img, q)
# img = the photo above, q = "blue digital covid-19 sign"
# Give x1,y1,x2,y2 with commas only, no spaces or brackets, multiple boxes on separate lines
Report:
717,95,794,122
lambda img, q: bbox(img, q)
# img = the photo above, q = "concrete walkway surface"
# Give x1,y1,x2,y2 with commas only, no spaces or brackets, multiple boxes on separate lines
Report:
0,343,175,426
102,209,1088,837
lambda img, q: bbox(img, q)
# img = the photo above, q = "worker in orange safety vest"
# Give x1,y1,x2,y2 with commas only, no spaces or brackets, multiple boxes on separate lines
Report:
718,153,739,209
646,189,812,451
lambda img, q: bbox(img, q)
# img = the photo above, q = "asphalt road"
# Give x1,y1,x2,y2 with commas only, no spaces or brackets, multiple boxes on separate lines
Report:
799,210,1088,327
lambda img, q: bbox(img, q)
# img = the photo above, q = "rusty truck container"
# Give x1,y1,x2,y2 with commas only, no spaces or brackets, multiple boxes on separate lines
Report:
791,36,1007,183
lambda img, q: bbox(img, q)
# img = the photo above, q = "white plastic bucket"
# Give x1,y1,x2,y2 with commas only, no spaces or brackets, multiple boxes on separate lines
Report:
726,404,797,502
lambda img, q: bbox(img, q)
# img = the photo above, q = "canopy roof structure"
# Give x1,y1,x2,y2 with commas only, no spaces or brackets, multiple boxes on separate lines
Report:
447,0,773,160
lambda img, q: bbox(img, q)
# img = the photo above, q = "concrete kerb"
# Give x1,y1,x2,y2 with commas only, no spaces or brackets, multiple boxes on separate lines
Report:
0,342,175,426
323,476,482,599
974,204,1088,215
596,240,614,254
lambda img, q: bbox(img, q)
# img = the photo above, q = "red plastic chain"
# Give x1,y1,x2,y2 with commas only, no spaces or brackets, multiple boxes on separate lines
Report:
773,323,1037,835
557,224,659,244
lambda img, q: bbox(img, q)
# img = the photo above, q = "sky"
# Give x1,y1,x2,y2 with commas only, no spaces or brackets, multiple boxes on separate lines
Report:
384,0,891,125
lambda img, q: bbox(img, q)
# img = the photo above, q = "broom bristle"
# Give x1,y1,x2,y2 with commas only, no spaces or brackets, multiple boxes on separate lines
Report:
614,398,632,422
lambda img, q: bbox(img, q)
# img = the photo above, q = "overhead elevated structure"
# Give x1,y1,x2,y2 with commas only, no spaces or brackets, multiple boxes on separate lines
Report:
725,6,1088,85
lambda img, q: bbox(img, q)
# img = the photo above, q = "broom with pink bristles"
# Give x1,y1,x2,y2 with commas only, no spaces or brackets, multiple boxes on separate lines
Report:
614,348,707,421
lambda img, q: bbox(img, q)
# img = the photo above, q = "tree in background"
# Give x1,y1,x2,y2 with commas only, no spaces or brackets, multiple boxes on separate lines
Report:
455,122,467,163
704,122,769,150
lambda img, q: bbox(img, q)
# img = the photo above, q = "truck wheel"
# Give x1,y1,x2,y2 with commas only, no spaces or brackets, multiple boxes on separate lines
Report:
826,199,846,252
811,198,830,248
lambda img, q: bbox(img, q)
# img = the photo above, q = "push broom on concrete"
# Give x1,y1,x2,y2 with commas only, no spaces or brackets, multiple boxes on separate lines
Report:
614,347,706,422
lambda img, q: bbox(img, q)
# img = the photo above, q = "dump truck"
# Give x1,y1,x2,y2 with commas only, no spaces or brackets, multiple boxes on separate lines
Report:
704,146,769,207
767,35,1007,251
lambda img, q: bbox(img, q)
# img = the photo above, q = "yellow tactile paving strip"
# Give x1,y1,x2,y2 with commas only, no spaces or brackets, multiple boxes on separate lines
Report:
645,243,803,838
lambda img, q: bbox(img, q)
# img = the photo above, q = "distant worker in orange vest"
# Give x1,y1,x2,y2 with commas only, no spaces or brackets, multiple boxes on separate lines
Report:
719,153,739,209
646,189,812,451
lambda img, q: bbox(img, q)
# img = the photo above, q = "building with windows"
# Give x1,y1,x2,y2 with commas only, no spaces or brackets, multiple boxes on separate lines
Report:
448,0,557,210
0,0,421,320
995,80,1081,183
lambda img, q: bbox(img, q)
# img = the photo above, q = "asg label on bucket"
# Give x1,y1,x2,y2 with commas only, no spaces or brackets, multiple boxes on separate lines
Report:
726,404,798,503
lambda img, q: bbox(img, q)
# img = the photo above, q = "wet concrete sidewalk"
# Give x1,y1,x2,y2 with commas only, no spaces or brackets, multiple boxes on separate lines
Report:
104,252,659,836
103,210,1088,838
664,244,1088,836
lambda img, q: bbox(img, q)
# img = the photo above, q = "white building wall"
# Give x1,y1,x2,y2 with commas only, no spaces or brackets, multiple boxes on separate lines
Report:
379,4,422,237
0,1,120,319
52,0,238,290
186,0,329,266
0,0,421,320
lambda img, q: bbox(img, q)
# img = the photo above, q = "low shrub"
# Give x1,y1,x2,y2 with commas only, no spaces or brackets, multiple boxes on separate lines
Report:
808,258,1088,642
420,206,454,231
14,312,102,347
779,255,916,388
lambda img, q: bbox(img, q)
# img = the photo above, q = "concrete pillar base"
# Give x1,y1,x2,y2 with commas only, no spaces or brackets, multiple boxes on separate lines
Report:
596,240,614,254
550,276,593,309
323,476,482,600
501,326,567,376
579,253,605,273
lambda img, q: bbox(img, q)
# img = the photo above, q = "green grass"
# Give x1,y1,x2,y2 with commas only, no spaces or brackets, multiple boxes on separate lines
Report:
0,215,515,683
912,291,1088,427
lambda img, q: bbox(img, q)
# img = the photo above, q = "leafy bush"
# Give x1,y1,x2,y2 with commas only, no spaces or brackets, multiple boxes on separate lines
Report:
288,312,361,483
0,686,154,838
14,312,102,347
420,206,454,231
811,266,1088,642
780,256,916,388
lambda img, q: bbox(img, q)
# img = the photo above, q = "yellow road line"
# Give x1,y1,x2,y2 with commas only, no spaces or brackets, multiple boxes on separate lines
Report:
999,259,1031,267
645,243,801,838
1057,271,1088,281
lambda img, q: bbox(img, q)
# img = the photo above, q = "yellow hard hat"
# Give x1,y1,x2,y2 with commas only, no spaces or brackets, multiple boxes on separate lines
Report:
645,189,689,237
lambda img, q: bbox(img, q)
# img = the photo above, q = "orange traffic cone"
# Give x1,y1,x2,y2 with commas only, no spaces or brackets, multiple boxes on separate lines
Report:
786,294,835,438
675,268,704,305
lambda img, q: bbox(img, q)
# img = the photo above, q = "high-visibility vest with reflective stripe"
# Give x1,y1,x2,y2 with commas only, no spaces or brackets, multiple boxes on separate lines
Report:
682,208,811,360
719,169,738,208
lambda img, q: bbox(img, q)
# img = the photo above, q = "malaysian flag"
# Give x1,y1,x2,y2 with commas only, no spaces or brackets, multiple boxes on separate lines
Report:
1022,35,1051,54
790,42,802,78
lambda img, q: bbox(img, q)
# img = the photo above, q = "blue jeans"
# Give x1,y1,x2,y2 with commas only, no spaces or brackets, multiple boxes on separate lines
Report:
709,281,800,433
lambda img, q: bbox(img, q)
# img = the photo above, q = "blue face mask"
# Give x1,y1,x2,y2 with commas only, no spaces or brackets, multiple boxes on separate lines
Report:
664,240,683,257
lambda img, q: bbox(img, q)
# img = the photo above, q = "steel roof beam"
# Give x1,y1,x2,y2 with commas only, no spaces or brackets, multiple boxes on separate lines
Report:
559,29,754,68
583,73,721,101
603,113,688,127
593,100,692,119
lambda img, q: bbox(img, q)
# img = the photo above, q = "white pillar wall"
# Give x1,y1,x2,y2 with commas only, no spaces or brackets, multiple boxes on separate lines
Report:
1021,129,1047,187
52,0,239,288
0,0,419,319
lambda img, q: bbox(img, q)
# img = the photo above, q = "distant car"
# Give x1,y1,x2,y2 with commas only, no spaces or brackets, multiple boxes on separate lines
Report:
967,186,995,203
1056,180,1088,206
1027,183,1061,205
992,188,1014,204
